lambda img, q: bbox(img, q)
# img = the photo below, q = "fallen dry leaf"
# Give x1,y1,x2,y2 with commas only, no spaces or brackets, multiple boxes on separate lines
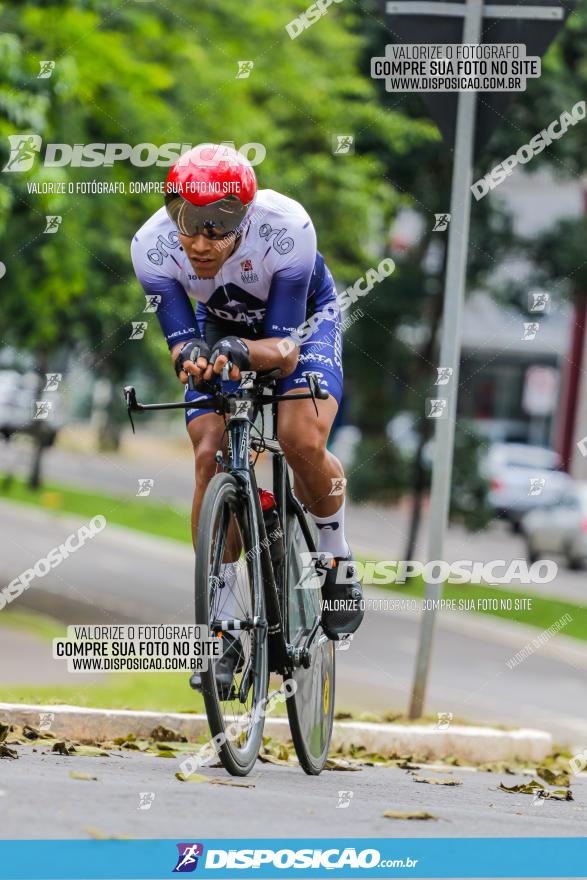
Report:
84,826,130,839
210,778,256,788
69,771,97,781
175,771,209,783
0,745,18,759
52,742,75,756
258,754,291,767
22,725,40,740
536,767,571,788
324,758,362,772
74,745,110,758
499,780,573,801
383,810,438,821
413,776,463,786
150,725,187,743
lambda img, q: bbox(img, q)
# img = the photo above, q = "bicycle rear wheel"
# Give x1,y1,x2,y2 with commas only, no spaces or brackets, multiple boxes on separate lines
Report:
195,472,268,776
284,512,335,775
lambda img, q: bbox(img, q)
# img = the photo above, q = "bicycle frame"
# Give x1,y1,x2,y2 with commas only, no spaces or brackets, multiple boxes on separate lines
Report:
124,370,327,675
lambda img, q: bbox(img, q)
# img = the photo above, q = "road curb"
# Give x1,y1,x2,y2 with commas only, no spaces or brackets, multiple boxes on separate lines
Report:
0,702,552,763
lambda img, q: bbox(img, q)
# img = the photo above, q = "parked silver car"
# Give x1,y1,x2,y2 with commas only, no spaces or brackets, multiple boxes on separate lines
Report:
483,442,572,531
521,482,587,570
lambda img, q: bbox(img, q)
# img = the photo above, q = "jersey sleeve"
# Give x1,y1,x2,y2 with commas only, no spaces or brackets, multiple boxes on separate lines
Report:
264,218,317,339
131,235,199,348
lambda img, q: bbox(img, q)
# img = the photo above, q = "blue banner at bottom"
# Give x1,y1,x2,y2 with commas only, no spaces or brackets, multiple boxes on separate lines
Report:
0,837,586,879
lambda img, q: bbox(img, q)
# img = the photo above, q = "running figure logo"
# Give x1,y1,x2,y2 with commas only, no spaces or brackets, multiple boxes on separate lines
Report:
332,135,355,155
44,215,62,234
236,61,254,78
2,135,42,172
44,373,62,392
522,322,539,341
173,843,204,873
433,213,451,231
130,321,148,340
33,401,52,420
426,398,447,419
143,294,161,313
529,291,550,313
37,61,56,79
435,367,453,386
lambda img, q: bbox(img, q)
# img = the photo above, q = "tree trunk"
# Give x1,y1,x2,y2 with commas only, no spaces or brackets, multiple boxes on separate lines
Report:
28,353,49,491
28,434,44,490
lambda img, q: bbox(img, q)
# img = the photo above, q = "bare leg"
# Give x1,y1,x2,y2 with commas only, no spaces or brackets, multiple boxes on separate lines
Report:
187,412,225,548
276,392,344,517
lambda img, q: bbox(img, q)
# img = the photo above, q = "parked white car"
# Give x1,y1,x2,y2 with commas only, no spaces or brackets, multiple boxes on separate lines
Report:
483,442,572,531
0,369,61,443
521,482,587,570
0,370,35,437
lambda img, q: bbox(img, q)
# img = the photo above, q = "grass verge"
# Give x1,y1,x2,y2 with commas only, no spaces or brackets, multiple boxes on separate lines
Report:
381,577,587,642
0,609,204,713
1,473,586,641
0,474,191,544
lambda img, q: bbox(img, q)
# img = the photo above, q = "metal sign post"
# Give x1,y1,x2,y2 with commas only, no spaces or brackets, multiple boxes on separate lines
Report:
407,0,483,719
382,0,572,718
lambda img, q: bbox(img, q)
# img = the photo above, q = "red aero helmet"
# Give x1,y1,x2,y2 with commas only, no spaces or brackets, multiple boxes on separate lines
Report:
165,143,257,237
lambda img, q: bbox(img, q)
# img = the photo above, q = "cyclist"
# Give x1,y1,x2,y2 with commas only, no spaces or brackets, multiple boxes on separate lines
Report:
131,144,363,689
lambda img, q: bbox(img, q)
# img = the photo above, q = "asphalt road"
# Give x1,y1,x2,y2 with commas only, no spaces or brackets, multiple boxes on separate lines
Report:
1,502,587,747
1,745,586,840
2,438,586,604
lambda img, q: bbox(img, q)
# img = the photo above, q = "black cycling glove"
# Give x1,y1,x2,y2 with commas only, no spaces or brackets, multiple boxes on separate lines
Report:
210,336,251,371
174,339,211,378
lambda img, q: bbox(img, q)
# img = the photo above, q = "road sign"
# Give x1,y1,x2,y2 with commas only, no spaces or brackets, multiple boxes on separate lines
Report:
378,0,573,158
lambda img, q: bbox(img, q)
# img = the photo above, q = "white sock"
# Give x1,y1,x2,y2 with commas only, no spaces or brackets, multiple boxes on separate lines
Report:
311,502,350,558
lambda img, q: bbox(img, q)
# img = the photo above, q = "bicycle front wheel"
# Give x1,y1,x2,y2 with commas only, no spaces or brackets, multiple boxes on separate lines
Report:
284,512,335,775
195,472,268,776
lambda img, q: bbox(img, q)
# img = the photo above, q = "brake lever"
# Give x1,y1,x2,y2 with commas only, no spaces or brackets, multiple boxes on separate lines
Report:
306,371,329,401
123,385,137,434
304,372,322,416
188,375,222,394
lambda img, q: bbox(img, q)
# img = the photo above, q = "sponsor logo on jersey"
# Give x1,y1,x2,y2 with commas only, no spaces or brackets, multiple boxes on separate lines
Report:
293,372,327,385
258,222,294,255
240,258,259,284
207,306,266,323
298,352,334,367
146,231,181,266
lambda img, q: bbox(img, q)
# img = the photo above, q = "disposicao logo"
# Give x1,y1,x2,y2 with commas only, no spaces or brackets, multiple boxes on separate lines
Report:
2,136,266,171
2,134,42,172
173,843,204,873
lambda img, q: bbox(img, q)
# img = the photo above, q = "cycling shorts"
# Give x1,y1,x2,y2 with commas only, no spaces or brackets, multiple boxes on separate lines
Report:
184,311,343,425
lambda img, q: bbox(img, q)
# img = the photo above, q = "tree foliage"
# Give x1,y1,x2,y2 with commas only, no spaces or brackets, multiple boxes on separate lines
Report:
0,0,436,382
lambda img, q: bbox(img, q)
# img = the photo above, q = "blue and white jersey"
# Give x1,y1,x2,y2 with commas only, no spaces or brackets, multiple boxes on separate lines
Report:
131,188,338,348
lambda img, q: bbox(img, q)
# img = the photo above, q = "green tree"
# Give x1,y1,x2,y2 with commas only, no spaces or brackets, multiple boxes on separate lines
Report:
1,0,437,472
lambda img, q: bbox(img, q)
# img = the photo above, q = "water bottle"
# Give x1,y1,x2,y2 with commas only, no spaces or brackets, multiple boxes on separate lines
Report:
258,489,285,566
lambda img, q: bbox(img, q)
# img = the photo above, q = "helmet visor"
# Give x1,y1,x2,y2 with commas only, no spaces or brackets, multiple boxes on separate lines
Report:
165,192,251,238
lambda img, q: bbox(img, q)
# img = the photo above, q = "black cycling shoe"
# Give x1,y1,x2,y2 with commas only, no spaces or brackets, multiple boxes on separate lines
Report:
189,632,244,699
319,553,364,640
